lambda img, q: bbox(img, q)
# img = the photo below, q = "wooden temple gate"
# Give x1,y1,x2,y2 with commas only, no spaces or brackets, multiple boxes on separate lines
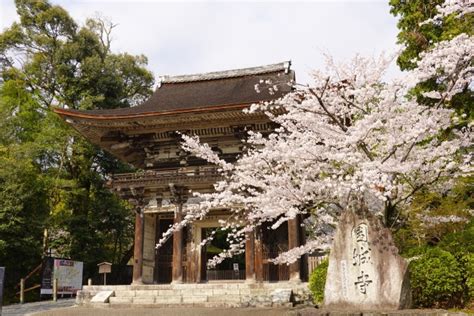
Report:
54,61,307,285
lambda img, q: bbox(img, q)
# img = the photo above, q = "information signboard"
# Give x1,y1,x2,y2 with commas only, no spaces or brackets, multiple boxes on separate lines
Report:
40,258,83,296
54,259,83,294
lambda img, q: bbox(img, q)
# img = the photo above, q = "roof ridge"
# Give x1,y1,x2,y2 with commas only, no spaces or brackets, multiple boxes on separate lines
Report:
158,61,291,84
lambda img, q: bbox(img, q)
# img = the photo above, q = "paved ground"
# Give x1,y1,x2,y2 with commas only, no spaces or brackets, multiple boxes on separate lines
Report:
29,306,294,316
2,302,471,316
1,299,76,316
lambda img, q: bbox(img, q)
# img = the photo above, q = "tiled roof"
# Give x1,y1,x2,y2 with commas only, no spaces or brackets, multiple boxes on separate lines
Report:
56,61,294,117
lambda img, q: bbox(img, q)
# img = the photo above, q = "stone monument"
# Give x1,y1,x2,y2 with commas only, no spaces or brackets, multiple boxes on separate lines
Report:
324,207,411,310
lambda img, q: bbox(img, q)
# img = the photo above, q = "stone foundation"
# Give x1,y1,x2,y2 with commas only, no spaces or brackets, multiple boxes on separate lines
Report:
76,282,311,308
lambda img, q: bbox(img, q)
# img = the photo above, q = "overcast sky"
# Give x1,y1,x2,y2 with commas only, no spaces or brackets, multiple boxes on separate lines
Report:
0,0,401,84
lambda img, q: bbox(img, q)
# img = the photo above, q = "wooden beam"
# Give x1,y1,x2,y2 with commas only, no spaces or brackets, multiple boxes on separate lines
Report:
16,284,40,296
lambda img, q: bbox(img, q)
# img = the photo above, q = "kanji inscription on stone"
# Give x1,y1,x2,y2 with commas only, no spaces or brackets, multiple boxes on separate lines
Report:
352,245,371,266
354,224,368,242
354,270,373,294
351,223,373,294
324,210,411,309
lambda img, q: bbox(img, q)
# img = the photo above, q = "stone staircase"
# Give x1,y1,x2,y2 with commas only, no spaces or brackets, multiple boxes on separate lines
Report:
77,282,311,308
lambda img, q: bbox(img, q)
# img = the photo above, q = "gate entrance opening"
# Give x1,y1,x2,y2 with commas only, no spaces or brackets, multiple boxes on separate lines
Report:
201,228,245,281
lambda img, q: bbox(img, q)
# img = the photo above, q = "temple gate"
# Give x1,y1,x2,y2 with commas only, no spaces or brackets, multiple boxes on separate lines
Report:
55,62,307,285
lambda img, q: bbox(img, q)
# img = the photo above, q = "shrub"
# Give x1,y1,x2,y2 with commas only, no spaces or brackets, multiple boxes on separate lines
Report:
438,219,474,256
409,248,464,308
463,253,474,300
308,258,328,305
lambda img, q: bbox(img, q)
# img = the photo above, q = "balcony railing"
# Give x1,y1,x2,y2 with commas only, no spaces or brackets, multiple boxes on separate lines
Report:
109,166,223,188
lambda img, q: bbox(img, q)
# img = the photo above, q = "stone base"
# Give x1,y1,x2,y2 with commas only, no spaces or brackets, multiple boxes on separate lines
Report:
324,209,411,310
76,282,311,308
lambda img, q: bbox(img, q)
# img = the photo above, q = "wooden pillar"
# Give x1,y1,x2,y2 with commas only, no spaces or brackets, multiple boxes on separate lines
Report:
172,203,183,283
132,210,144,284
288,217,301,282
245,230,256,283
186,225,198,283
254,227,264,282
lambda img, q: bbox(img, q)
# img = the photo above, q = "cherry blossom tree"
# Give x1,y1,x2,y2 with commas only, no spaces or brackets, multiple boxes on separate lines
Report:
158,0,473,266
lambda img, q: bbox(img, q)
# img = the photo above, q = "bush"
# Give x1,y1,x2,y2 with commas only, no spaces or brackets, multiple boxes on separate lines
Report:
409,248,464,308
308,258,328,305
438,219,474,256
463,253,474,300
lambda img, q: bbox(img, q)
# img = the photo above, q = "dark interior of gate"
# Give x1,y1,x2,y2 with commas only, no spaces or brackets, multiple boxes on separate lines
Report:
262,222,290,281
154,216,308,283
202,228,246,281
154,218,173,283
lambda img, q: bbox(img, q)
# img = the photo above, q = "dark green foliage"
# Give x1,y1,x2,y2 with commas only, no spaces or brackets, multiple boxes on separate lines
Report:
0,152,49,303
389,0,474,119
465,254,474,299
308,259,328,305
409,248,464,308
0,0,154,303
438,218,474,256
389,0,473,70
394,177,474,255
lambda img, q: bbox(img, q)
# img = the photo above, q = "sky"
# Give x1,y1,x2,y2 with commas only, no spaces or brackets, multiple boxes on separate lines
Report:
0,0,401,84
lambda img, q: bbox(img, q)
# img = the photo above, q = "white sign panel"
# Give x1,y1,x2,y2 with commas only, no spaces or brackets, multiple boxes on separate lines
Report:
53,259,83,295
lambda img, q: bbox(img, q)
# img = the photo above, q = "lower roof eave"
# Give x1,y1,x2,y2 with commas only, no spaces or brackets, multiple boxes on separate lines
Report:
53,102,259,121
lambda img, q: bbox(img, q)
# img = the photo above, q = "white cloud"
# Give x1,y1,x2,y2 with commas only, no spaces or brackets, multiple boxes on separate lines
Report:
0,0,401,84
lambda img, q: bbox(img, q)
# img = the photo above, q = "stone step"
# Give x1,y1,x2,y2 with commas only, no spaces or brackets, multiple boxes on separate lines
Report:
180,289,214,296
132,297,156,304
182,295,208,304
109,297,133,304
79,282,311,307
154,296,182,304
113,290,136,297
207,295,242,303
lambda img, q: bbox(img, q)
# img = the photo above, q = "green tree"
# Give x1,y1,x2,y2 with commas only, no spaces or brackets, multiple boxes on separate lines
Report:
389,0,473,70
0,0,154,301
390,1,473,308
389,0,473,117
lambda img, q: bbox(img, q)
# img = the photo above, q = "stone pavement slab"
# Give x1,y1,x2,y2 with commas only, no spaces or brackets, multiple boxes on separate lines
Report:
1,299,75,316
29,306,294,316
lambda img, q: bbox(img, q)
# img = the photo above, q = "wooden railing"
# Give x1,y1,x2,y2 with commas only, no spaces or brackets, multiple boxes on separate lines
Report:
15,263,42,303
110,166,222,187
307,254,328,275
206,269,245,281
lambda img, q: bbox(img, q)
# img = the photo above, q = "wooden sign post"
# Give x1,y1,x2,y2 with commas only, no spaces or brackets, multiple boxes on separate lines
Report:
97,262,112,286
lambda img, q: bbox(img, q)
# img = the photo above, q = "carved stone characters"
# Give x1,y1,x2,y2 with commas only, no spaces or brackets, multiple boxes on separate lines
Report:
324,209,411,310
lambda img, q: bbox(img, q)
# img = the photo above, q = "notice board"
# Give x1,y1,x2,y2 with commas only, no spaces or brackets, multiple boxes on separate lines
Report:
41,258,83,295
